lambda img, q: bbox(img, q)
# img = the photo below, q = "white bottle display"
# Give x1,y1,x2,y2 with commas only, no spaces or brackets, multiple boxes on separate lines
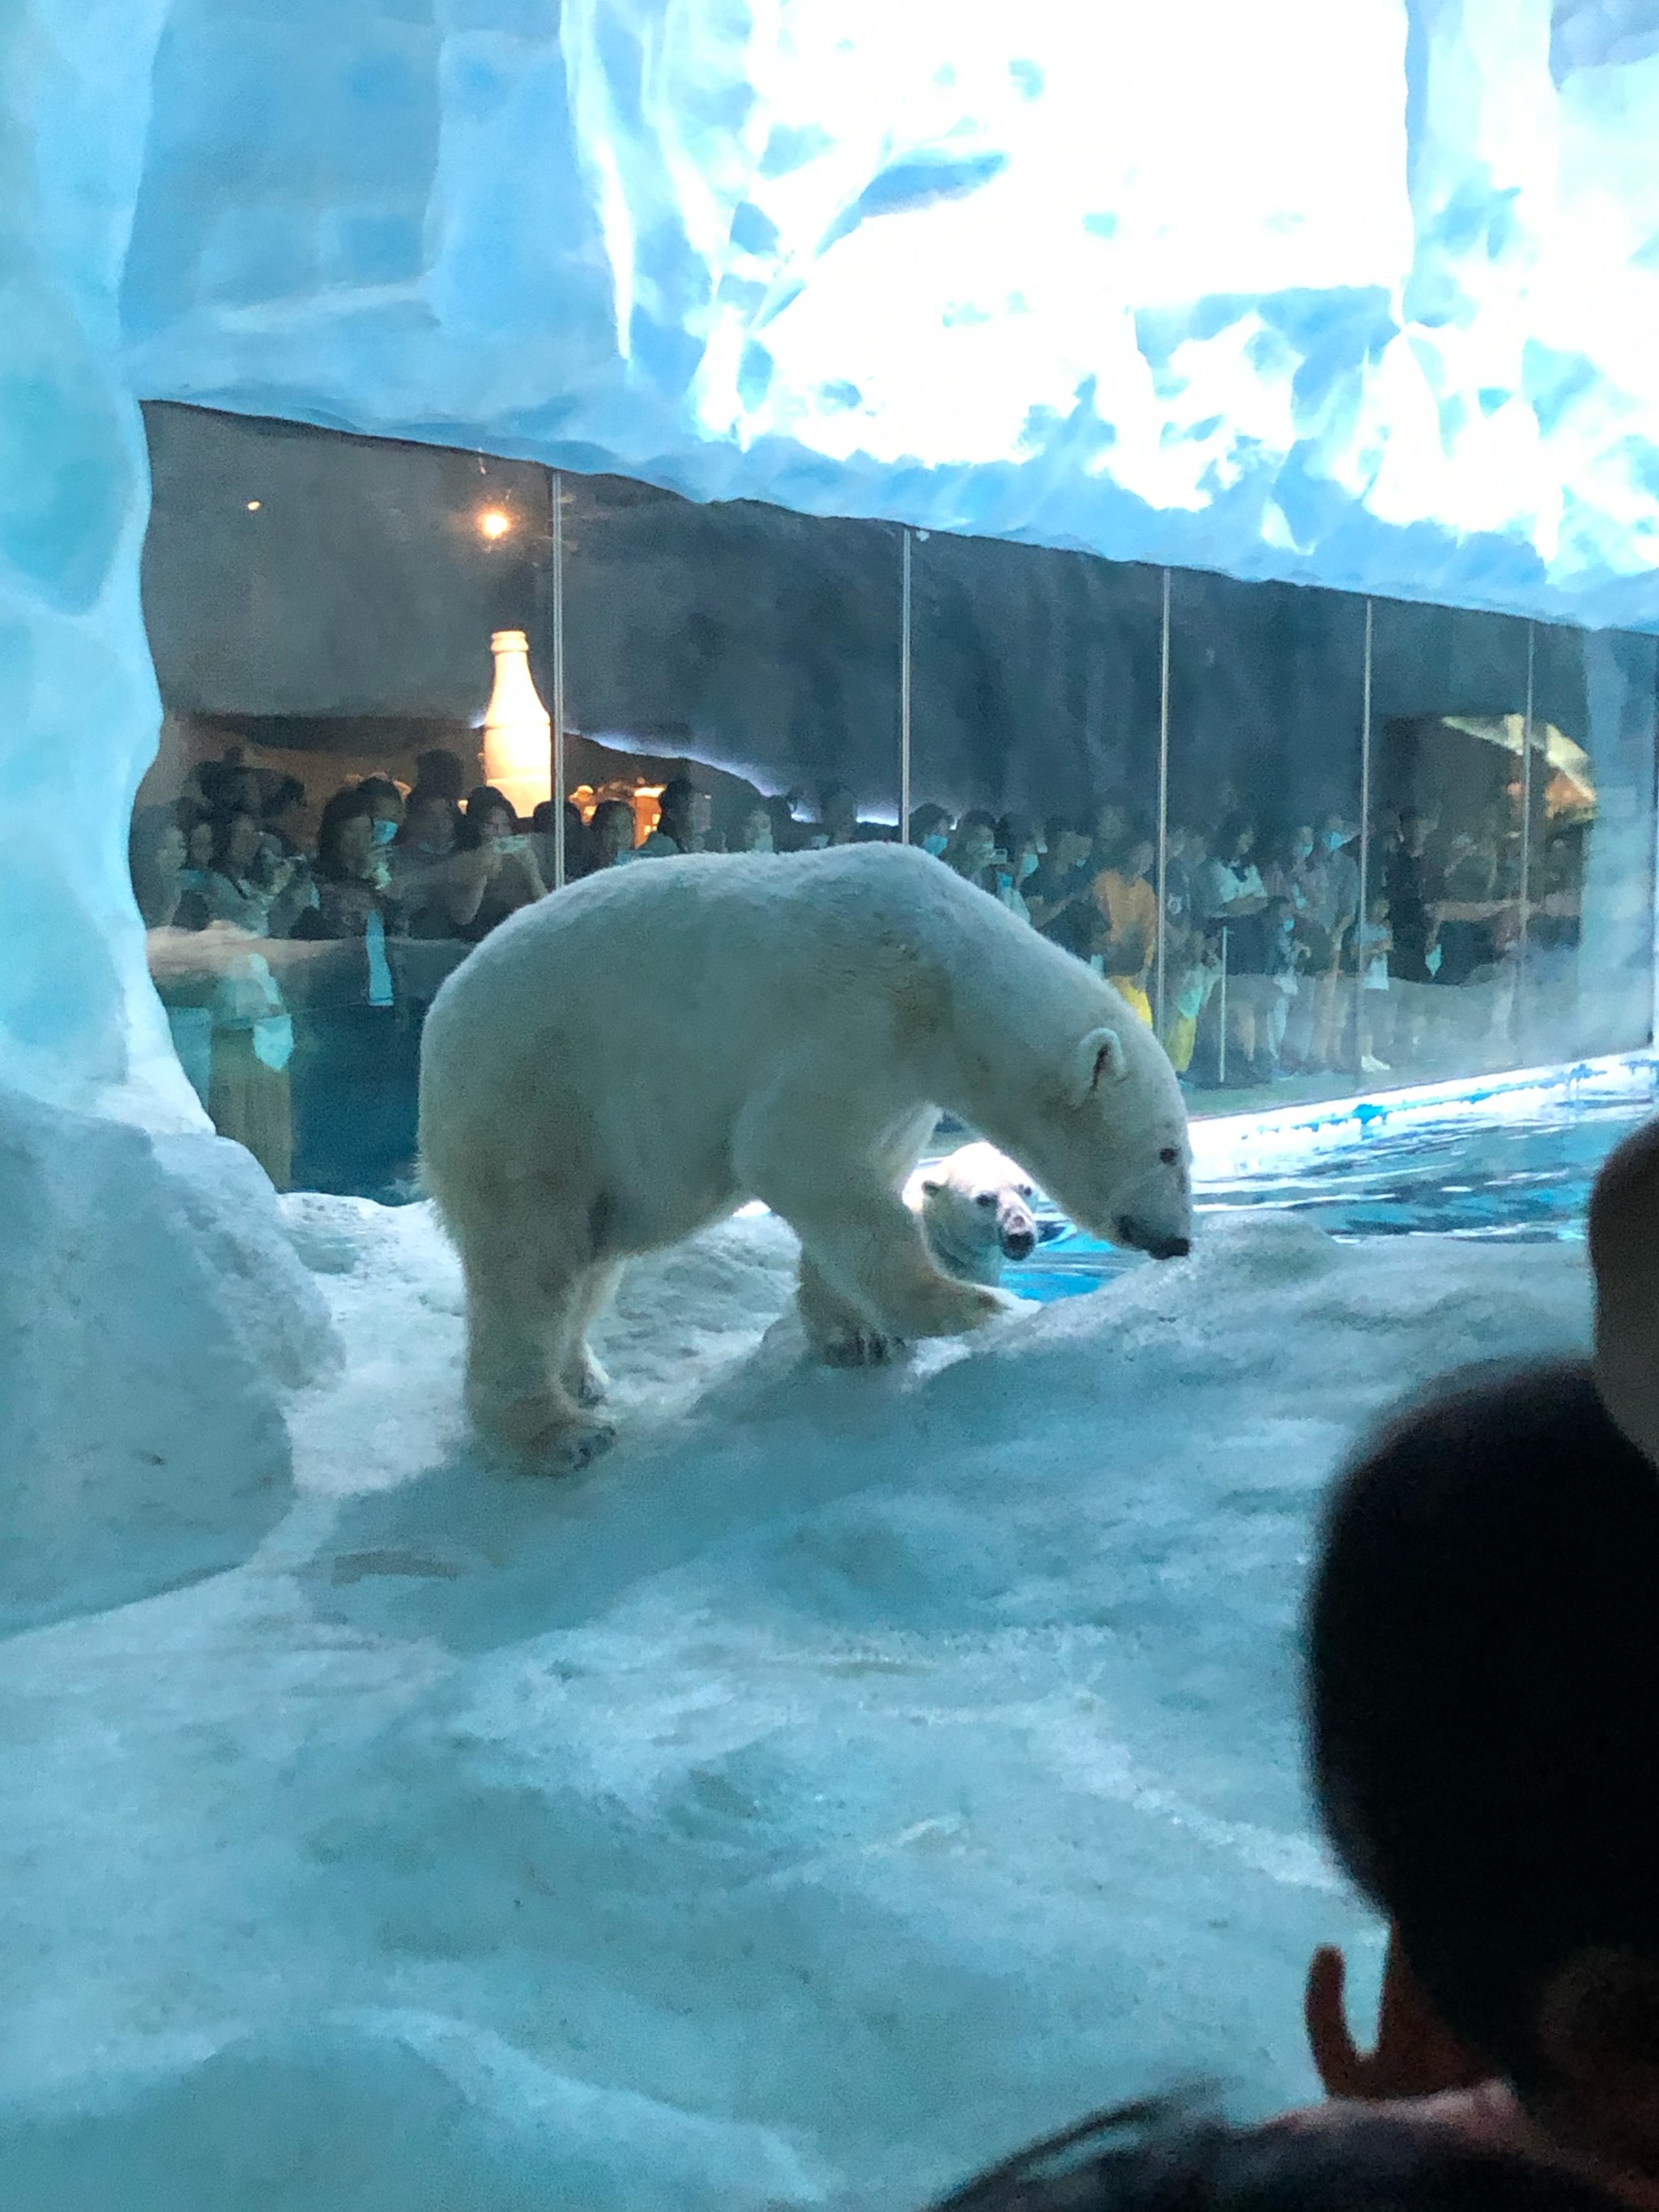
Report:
481,629,550,824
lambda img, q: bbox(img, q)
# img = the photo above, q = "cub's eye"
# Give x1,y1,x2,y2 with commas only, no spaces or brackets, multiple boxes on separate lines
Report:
1018,1185,1034,1199
975,1191,997,1208
1158,1147,1179,1166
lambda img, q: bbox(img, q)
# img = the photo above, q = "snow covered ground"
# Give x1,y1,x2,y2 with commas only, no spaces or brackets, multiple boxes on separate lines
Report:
0,1198,1593,2211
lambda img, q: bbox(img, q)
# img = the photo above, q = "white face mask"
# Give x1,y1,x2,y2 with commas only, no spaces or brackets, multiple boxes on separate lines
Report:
922,833,948,856
371,817,399,846
1017,851,1040,881
1324,831,1347,853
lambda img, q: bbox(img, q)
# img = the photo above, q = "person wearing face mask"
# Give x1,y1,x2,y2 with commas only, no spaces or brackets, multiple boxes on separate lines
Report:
1269,824,1325,1073
733,802,776,854
908,803,953,858
297,788,396,941
390,790,467,937
288,786,411,1189
1026,818,1098,959
1263,895,1310,1077
943,809,1002,893
1310,814,1362,1071
451,785,548,941
357,775,405,851
994,816,1043,920
637,777,712,857
528,797,593,884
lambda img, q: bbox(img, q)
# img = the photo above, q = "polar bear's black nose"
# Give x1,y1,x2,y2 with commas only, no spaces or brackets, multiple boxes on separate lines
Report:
1119,1217,1191,1262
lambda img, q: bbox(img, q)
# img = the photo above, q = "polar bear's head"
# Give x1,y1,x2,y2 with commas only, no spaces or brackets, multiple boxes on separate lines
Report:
908,1143,1039,1287
989,1006,1192,1262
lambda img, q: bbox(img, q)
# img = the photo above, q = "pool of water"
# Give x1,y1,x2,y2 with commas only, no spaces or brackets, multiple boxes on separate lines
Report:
1007,1097,1653,1303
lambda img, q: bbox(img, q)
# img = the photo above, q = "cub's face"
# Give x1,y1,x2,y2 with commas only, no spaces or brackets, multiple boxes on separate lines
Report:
919,1148,1038,1264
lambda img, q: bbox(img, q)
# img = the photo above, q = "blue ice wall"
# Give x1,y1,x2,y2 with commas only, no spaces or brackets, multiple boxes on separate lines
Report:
0,0,199,1117
119,0,1659,629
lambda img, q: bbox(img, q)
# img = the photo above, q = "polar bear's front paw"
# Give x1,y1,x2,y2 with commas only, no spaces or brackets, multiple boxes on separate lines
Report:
895,1275,1006,1342
473,1389,617,1475
817,1324,906,1369
552,1416,618,1471
520,1411,617,1475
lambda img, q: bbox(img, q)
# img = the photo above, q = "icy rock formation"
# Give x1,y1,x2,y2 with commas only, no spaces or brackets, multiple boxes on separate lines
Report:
0,0,335,1627
0,2015,827,2212
122,0,1659,626
0,1091,334,1634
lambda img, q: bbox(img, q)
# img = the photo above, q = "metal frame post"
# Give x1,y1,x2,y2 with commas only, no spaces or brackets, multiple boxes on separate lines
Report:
1356,598,1374,1079
1217,929,1230,1089
1517,621,1535,1057
551,469,567,889
1154,566,1171,1036
899,527,913,839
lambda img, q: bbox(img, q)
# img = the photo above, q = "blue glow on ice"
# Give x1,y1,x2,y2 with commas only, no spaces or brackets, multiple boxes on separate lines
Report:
119,0,1659,626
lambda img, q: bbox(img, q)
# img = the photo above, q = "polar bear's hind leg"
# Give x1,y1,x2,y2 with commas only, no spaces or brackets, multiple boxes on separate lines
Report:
561,1259,622,1406
457,1211,617,1472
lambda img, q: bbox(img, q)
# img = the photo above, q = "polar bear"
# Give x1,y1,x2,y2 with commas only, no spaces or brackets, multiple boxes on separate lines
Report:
419,843,1191,1471
905,1142,1039,1287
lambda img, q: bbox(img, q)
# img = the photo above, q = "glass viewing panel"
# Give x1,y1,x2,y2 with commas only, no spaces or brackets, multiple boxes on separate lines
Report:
560,474,902,867
907,527,1165,1110
1368,598,1534,1089
129,401,1658,1214
1518,621,1657,1072
134,404,550,1198
1164,570,1366,1112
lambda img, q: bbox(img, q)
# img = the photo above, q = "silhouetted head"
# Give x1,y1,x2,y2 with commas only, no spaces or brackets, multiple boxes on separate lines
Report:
928,2095,1621,2212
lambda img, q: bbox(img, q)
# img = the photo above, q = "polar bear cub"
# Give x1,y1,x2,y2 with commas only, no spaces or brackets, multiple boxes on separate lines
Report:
420,843,1191,1472
906,1142,1039,1287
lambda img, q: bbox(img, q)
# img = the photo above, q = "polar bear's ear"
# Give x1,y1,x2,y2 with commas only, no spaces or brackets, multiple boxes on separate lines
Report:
1072,1025,1128,1103
919,1177,943,1196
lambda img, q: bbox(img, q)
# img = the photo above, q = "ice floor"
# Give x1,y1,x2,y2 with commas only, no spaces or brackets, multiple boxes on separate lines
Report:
0,1126,1608,2211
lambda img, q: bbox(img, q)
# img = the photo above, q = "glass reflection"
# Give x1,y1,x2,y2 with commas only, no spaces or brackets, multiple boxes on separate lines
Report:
1166,572,1366,1108
1519,623,1657,1069
908,528,1165,1096
128,401,1659,1206
1369,599,1533,1087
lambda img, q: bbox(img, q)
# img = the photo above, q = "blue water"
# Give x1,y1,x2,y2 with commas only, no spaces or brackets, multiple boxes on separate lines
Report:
1009,1099,1652,1303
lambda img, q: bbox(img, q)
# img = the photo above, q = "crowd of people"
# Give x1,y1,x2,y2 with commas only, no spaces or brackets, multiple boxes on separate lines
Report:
911,790,1582,1091
129,745,1587,1189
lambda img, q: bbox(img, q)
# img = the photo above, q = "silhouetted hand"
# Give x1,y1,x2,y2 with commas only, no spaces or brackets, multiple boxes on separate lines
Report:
1305,1933,1493,2102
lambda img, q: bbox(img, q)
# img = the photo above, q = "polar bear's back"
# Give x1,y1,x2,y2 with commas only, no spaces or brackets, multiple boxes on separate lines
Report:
430,843,1039,1059
419,845,1063,1199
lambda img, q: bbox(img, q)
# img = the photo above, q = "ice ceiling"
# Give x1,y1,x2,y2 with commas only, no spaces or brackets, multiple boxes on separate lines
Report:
8,0,1659,1122
122,0,1659,628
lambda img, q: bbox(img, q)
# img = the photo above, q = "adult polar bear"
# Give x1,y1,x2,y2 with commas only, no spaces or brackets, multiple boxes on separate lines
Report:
420,845,1192,1470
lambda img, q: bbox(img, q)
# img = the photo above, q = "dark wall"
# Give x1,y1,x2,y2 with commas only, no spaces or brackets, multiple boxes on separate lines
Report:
139,404,1609,839
142,404,543,720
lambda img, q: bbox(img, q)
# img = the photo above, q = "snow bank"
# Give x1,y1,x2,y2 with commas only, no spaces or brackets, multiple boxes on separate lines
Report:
0,1088,335,1634
0,1202,1591,2210
1,2013,826,2212
122,1,1659,625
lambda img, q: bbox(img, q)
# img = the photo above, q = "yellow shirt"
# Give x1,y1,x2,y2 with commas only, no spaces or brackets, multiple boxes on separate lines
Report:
1094,869,1159,977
